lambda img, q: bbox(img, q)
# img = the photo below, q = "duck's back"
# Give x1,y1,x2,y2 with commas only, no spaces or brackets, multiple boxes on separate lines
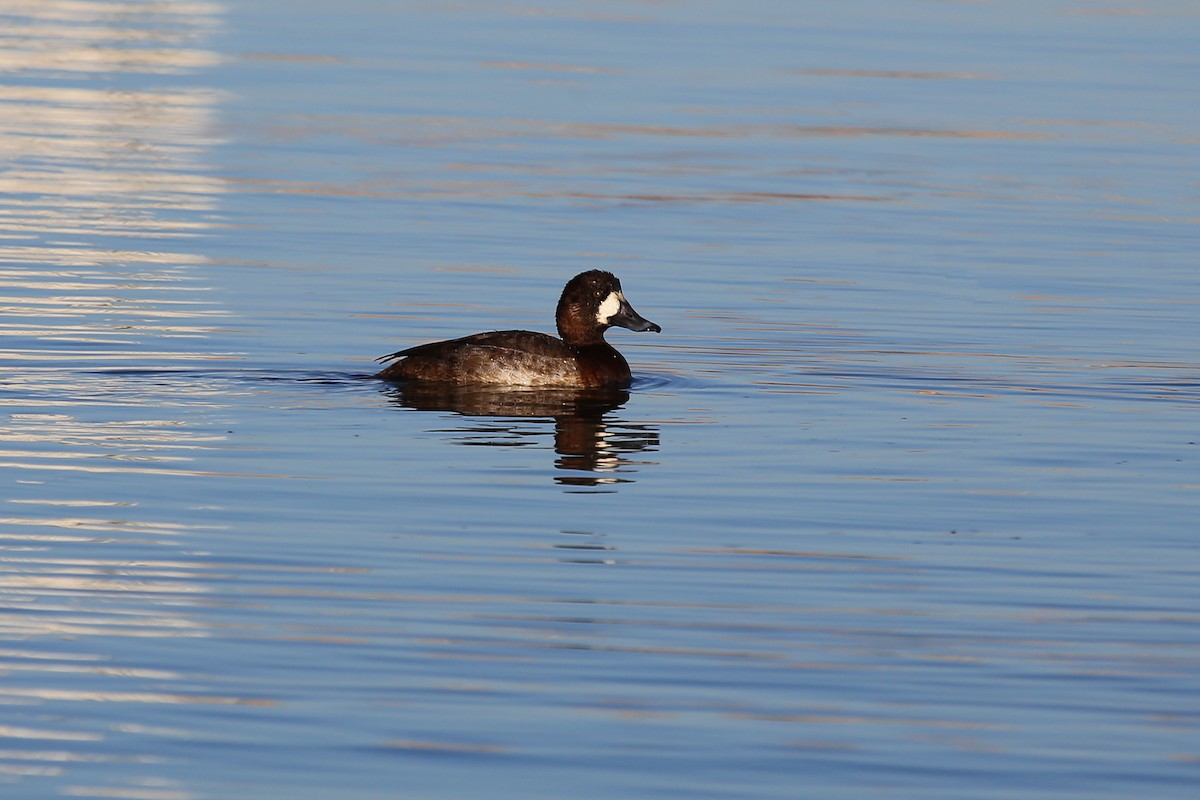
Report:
375,330,583,386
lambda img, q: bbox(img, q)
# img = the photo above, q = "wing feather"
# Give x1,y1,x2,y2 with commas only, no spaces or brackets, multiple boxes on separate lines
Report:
375,330,581,386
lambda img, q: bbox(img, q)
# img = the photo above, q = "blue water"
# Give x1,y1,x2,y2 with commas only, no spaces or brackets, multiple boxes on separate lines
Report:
1,2,1197,799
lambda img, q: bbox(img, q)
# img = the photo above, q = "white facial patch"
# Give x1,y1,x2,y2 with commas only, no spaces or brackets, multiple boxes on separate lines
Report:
595,291,623,324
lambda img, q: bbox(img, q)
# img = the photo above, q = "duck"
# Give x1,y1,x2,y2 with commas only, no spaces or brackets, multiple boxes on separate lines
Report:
374,270,661,389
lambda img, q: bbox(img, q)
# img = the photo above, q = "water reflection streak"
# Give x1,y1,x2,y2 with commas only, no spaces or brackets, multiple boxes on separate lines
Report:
0,1,233,795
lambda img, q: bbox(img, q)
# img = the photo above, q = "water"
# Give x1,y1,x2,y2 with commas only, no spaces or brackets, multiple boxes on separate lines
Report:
1,1,1198,798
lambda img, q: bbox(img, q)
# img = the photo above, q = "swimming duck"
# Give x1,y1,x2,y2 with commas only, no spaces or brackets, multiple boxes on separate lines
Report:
374,270,661,388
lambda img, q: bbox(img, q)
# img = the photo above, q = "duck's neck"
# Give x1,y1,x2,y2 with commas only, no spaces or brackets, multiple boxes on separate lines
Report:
556,312,605,347
570,340,631,389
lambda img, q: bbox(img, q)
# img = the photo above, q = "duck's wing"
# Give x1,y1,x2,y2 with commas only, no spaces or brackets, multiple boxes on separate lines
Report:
375,330,581,386
376,330,568,363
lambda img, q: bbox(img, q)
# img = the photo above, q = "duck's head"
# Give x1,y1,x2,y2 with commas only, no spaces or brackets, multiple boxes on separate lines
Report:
556,270,661,345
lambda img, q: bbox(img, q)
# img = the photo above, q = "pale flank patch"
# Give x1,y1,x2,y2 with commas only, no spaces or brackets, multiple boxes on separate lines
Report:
595,291,623,324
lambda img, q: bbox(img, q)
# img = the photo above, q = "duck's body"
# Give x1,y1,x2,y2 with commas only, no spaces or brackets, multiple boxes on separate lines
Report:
376,329,615,387
374,270,660,389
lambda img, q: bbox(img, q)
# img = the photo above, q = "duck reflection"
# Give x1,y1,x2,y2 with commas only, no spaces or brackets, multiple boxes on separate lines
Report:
381,383,660,487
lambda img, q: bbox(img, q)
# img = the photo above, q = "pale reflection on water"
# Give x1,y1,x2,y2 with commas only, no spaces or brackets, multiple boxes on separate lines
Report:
0,1,222,76
0,0,227,368
0,1,230,795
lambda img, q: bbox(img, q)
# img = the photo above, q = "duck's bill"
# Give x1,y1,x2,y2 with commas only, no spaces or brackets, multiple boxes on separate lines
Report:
609,298,662,333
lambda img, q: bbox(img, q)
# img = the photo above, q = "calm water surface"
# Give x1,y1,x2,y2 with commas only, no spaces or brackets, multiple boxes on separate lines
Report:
1,2,1197,799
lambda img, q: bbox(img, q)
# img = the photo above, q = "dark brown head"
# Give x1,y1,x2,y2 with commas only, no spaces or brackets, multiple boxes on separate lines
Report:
555,270,661,346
